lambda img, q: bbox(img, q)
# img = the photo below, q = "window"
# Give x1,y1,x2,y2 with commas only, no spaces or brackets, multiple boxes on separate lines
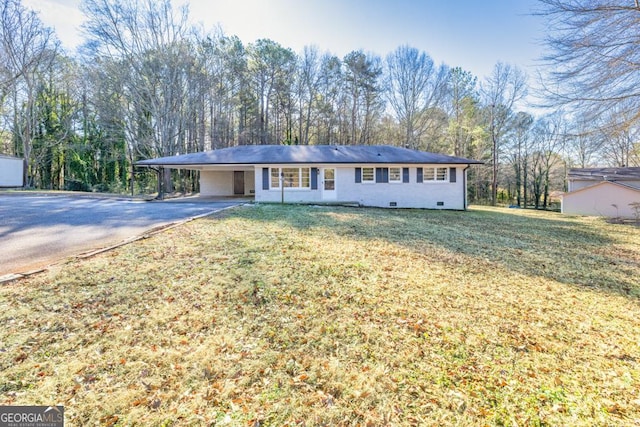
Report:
362,167,374,183
389,167,402,183
422,167,448,182
271,168,280,188
282,168,299,187
324,168,335,190
301,168,310,188
269,167,311,189
423,167,435,181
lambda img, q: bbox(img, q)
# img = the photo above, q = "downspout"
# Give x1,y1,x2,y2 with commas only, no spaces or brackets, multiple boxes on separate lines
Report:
463,165,471,210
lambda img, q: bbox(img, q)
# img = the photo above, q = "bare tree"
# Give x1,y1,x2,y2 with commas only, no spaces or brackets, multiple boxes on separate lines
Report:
530,112,566,208
564,114,605,168
384,45,449,150
481,62,528,205
197,31,247,148
446,67,478,157
537,0,640,132
246,39,296,145
343,50,384,145
314,54,342,144
594,103,640,167
294,45,322,145
507,111,534,207
0,0,57,185
81,0,195,194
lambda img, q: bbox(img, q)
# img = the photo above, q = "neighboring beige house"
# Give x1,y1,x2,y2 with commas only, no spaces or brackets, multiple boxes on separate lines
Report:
0,154,24,188
562,167,640,218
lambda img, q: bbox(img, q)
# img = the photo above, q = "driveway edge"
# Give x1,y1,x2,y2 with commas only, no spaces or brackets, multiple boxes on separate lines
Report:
0,204,245,285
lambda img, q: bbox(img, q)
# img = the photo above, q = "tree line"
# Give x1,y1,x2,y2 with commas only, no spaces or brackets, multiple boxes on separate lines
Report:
1,0,638,207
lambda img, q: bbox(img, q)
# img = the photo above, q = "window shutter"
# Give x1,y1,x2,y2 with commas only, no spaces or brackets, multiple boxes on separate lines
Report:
402,167,409,183
355,167,362,183
417,167,423,183
449,167,457,183
375,167,389,183
262,168,269,190
311,168,318,189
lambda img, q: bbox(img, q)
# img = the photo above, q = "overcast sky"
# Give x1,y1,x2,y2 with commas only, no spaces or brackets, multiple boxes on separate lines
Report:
22,0,545,81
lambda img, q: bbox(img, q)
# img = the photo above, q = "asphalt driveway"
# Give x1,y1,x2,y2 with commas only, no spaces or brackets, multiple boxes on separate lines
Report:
0,193,245,277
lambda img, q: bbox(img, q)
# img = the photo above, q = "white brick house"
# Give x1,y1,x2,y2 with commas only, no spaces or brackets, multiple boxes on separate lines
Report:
137,145,481,210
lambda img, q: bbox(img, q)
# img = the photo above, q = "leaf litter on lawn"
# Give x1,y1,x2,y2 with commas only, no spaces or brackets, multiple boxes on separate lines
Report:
0,204,639,426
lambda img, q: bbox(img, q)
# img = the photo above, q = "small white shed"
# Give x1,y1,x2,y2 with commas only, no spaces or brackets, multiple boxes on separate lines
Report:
0,155,24,187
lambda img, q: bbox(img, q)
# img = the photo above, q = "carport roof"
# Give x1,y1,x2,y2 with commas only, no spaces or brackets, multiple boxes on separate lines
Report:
136,144,482,168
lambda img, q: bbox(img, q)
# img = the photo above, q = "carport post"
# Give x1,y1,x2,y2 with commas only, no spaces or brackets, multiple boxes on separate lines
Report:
281,171,284,204
158,167,165,200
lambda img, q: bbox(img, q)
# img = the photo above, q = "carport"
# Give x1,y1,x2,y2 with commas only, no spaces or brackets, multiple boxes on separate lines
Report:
136,159,255,199
199,166,255,197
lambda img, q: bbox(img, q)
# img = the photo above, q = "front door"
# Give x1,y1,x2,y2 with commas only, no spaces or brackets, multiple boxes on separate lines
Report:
322,168,336,200
233,171,244,195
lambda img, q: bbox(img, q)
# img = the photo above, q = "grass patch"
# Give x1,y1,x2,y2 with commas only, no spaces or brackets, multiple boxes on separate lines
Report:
1,204,639,425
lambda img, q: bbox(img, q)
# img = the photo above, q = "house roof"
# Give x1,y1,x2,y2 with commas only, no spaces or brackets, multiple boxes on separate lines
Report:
568,167,640,181
136,145,482,167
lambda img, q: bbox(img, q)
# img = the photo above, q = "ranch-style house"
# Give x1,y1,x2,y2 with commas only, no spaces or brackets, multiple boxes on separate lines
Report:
137,144,482,210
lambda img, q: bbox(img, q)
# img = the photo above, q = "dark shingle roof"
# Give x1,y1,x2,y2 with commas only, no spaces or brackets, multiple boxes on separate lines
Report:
568,167,640,181
136,145,482,167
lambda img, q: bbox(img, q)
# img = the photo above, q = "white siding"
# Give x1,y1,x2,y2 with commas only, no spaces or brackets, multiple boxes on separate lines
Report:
569,179,640,192
254,164,468,209
0,156,23,187
562,182,640,218
623,180,640,189
568,180,595,192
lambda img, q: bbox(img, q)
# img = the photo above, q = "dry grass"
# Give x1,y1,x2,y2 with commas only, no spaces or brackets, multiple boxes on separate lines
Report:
1,204,639,426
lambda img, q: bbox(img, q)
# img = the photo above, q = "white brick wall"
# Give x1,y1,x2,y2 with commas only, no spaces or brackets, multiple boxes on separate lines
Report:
254,165,469,209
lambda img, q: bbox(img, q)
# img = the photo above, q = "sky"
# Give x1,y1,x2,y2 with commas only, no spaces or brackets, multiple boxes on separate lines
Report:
22,0,546,81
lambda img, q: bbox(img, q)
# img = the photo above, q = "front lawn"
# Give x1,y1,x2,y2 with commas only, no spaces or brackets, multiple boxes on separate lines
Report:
1,205,639,425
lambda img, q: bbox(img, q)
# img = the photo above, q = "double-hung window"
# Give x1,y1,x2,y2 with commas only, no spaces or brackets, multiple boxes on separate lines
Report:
389,167,402,183
270,167,311,189
362,167,375,183
422,167,448,182
271,168,281,188
436,167,448,181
